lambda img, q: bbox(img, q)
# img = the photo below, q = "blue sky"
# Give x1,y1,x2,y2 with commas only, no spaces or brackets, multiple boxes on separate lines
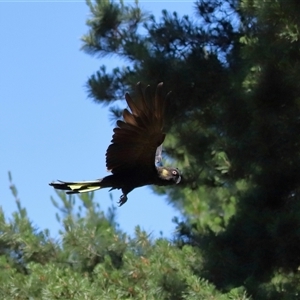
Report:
0,1,195,238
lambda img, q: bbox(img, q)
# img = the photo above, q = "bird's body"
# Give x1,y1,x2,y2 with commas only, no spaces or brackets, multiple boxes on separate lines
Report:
50,82,181,206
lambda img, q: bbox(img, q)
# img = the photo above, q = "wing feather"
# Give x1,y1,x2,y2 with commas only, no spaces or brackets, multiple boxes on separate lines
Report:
106,82,168,174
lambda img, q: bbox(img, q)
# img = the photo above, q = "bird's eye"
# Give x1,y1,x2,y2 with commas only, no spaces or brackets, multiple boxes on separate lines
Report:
172,170,177,175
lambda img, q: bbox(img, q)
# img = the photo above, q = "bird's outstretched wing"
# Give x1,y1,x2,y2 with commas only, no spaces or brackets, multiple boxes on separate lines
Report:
106,82,169,174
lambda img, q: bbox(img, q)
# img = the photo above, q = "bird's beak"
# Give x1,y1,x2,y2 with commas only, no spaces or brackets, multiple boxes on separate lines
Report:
176,176,181,184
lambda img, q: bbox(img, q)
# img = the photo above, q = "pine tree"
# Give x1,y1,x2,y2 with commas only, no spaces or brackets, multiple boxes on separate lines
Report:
1,174,249,299
81,0,300,298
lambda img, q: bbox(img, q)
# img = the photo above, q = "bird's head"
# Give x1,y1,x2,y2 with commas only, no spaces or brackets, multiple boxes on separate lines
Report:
157,167,181,185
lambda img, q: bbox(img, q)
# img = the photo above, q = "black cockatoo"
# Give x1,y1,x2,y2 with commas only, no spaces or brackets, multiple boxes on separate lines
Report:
49,82,181,206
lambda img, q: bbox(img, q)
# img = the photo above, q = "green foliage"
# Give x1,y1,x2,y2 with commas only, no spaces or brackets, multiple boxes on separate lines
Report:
0,175,249,299
80,0,300,298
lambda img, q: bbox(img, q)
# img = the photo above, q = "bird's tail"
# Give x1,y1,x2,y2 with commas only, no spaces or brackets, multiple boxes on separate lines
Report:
49,179,102,194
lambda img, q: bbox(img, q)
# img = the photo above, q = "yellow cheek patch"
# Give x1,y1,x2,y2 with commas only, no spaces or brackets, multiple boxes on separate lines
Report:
162,168,169,177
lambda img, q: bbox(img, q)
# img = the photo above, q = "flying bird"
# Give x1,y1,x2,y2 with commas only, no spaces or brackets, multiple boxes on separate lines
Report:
49,82,181,206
